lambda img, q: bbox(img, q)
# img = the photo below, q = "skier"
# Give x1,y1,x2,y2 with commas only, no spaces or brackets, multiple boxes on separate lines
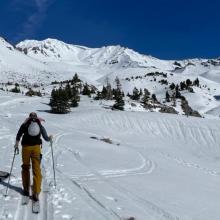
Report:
14,112,53,202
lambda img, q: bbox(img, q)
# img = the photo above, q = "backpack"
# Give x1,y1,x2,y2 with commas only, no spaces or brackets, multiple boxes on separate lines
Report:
28,121,40,136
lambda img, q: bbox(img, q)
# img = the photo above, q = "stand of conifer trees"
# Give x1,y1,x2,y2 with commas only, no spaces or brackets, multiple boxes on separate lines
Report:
49,74,80,114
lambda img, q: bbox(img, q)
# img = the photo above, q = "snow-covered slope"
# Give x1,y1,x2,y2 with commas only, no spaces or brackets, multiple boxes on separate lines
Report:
0,93,220,220
0,37,55,83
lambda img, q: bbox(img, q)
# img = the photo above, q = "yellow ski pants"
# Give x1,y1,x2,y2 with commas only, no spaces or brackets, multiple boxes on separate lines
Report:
21,145,42,194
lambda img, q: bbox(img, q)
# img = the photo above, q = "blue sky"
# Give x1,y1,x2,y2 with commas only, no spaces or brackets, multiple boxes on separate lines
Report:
0,0,220,59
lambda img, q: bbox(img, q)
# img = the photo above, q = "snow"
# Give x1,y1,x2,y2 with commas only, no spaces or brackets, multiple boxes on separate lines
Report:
1,37,220,117
0,92,220,220
0,36,220,219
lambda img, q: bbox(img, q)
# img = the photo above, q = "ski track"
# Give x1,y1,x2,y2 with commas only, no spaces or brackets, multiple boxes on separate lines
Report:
53,133,123,220
56,168,122,220
13,168,49,220
161,153,220,177
70,141,179,220
64,146,155,181
54,132,179,220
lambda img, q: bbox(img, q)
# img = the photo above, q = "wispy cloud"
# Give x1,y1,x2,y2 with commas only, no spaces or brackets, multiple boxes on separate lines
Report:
13,0,53,42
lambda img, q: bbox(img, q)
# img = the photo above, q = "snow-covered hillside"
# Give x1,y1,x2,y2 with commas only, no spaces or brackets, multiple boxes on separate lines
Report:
0,93,220,220
0,37,220,116
0,37,54,83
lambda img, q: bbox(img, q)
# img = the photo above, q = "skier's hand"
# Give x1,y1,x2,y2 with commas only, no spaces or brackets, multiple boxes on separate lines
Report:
15,147,19,155
14,141,18,149
14,141,19,154
49,135,53,143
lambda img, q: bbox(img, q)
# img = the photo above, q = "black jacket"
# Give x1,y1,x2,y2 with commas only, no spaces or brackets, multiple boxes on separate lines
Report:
16,119,50,146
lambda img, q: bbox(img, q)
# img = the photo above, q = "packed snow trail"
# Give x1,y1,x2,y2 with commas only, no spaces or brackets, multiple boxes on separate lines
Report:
12,163,51,220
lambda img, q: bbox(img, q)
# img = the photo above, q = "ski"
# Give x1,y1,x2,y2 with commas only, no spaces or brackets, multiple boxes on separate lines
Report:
32,200,40,214
21,196,29,205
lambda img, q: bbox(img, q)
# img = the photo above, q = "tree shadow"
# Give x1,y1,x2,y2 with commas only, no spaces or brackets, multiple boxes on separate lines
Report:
36,110,51,113
0,180,23,195
40,102,50,106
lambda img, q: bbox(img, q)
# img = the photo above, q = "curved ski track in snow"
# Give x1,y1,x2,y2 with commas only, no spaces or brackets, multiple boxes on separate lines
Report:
70,147,179,220
63,145,155,181
50,132,123,220
53,132,179,220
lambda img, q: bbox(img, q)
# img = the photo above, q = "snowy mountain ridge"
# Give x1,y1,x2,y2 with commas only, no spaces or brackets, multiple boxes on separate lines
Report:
0,37,220,117
0,37,219,83
16,38,160,69
16,38,220,70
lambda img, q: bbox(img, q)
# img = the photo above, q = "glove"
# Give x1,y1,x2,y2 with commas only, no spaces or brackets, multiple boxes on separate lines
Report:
49,135,53,143
14,142,18,149
14,141,19,154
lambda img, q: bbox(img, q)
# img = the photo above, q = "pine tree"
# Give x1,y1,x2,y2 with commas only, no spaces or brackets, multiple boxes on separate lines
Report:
90,86,96,94
141,88,150,105
170,83,175,90
106,80,113,100
70,85,80,107
112,77,124,110
65,83,72,99
180,81,186,90
72,73,80,84
139,88,143,97
49,87,71,114
115,77,122,91
112,88,116,98
151,94,158,103
112,92,125,110
186,79,192,88
166,91,170,102
175,85,181,98
101,86,107,99
82,83,91,96
131,87,140,100
193,78,199,87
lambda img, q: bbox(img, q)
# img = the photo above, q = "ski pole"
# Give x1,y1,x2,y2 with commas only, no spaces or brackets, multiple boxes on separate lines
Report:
50,140,56,188
5,148,19,196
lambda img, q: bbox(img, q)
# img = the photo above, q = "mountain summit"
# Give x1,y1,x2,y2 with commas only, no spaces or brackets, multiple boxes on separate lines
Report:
16,38,171,69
